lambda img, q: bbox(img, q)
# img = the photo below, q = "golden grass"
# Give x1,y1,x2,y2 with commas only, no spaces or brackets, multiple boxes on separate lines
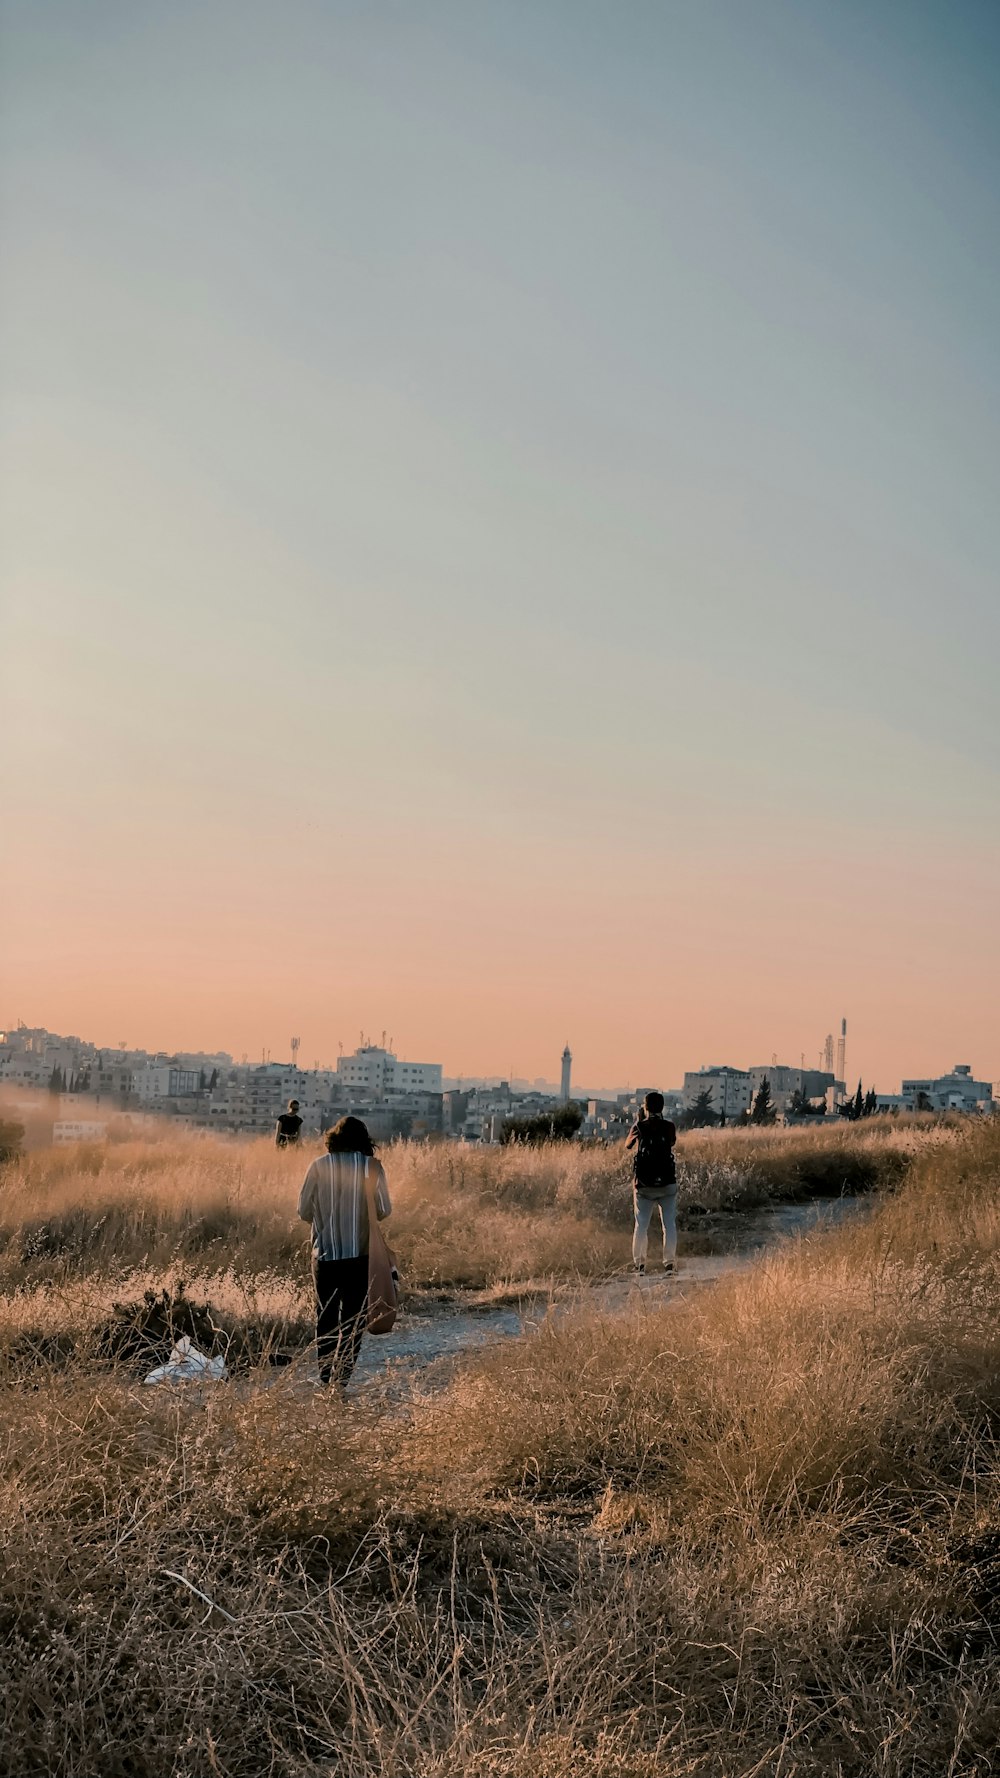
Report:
0,1117,925,1294
1,1120,999,1773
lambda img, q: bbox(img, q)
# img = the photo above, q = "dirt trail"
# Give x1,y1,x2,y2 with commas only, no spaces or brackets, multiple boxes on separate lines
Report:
349,1195,865,1390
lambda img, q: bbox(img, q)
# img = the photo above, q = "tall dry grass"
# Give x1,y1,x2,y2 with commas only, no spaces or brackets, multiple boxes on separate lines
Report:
1,1120,999,1774
0,1117,923,1294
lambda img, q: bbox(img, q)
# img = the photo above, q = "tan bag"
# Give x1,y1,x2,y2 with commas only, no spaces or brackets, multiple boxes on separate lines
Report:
365,1162,398,1335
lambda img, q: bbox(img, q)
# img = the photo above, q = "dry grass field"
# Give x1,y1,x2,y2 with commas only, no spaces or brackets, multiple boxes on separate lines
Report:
2,1116,998,1775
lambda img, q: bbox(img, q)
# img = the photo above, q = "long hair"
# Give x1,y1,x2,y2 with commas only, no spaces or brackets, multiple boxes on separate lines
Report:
324,1115,376,1156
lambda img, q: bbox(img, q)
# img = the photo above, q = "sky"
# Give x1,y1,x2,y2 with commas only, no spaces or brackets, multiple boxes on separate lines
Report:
2,0,998,1091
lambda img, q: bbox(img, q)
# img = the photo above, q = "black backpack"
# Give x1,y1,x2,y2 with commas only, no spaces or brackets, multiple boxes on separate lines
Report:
632,1118,677,1193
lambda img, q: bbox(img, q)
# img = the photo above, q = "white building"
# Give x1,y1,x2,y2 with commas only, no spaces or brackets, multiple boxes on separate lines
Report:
900,1065,994,1114
335,1044,442,1099
53,1120,107,1144
134,1065,200,1102
682,1067,752,1120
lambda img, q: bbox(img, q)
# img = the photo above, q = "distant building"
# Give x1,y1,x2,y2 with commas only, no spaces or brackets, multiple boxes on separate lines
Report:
442,1090,471,1136
335,1044,442,1098
682,1067,752,1121
135,1065,200,1102
900,1065,993,1114
582,1097,631,1140
560,1045,572,1102
53,1120,107,1144
747,1066,839,1115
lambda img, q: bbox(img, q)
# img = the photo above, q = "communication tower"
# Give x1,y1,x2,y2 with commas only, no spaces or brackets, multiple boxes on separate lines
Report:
823,1033,834,1074
836,1018,847,1084
291,1036,300,1069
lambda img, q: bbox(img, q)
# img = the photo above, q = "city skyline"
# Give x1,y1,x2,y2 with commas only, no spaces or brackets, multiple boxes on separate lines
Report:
3,3,999,1090
3,1009,994,1104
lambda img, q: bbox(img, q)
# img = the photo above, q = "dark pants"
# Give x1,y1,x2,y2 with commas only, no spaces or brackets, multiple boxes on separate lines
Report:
313,1256,369,1386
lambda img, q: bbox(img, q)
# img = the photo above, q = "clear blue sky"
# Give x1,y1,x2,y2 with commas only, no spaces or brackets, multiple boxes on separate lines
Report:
2,1,998,1085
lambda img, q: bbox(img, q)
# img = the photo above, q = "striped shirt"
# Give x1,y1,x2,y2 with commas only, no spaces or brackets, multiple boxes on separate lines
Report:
297,1152,392,1262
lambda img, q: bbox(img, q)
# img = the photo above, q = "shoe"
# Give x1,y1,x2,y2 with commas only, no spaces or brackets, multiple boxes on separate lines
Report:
663,1263,675,1275
634,1263,645,1276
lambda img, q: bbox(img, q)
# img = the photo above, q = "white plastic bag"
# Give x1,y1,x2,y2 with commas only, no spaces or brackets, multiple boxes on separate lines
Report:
143,1334,227,1385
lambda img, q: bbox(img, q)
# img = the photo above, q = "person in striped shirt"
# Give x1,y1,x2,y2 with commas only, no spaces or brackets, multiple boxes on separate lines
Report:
297,1116,392,1387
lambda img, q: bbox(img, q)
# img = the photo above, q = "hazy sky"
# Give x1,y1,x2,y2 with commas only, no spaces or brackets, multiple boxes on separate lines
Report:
2,0,998,1089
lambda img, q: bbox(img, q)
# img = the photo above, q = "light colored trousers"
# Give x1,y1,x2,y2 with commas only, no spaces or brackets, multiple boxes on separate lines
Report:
633,1190,678,1266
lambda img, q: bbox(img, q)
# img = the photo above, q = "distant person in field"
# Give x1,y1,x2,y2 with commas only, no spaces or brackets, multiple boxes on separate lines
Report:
626,1091,678,1275
275,1099,303,1148
297,1115,392,1388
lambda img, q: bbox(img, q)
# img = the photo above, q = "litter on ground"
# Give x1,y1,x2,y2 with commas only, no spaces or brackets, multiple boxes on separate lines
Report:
143,1335,227,1385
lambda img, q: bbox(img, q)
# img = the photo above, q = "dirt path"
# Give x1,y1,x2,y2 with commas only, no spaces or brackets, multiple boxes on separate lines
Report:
350,1195,865,1391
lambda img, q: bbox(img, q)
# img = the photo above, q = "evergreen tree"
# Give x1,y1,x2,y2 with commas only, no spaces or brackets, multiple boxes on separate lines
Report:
681,1088,717,1130
750,1076,777,1125
851,1081,864,1121
864,1088,878,1117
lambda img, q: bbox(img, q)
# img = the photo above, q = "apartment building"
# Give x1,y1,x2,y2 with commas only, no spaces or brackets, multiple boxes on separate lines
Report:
335,1044,442,1098
682,1067,753,1120
900,1065,994,1113
747,1066,839,1114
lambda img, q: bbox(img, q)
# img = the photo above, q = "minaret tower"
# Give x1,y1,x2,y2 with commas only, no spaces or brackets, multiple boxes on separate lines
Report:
560,1044,572,1102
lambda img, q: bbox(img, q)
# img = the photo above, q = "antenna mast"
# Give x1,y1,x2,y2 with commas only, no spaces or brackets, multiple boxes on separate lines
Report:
836,1018,847,1085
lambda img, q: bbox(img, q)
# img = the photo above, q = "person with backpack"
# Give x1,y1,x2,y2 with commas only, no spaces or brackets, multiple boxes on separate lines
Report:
625,1091,678,1275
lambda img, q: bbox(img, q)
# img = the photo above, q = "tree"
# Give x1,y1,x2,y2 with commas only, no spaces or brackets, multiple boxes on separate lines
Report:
916,1090,933,1113
750,1076,777,1125
0,1119,24,1162
788,1087,814,1118
864,1088,878,1117
852,1081,864,1120
500,1101,584,1145
680,1088,717,1130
